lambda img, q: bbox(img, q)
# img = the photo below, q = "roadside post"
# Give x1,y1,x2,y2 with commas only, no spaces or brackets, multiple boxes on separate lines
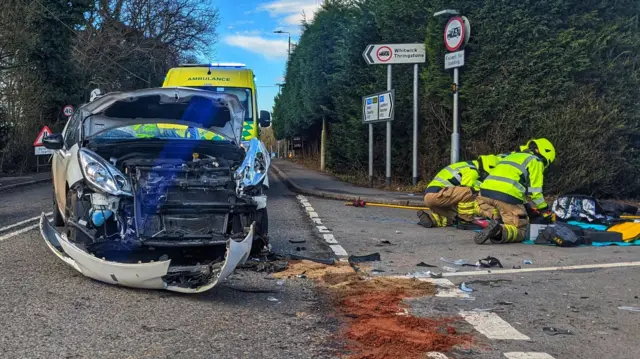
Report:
362,90,395,184
33,126,54,172
434,11,470,164
362,43,425,186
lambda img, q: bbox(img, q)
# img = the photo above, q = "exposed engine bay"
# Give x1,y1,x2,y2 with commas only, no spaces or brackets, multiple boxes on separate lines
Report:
61,140,266,289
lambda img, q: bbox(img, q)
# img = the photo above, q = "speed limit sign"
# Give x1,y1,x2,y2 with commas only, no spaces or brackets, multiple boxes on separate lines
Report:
62,105,74,117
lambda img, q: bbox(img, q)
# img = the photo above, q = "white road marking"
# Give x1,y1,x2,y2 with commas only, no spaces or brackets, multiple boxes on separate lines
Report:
296,195,307,200
329,244,348,257
312,218,322,224
0,212,53,233
309,212,319,218
304,206,314,211
443,261,640,278
0,224,38,242
460,311,530,340
316,226,330,233
504,353,555,359
427,353,449,359
301,202,312,207
391,276,471,298
323,234,338,244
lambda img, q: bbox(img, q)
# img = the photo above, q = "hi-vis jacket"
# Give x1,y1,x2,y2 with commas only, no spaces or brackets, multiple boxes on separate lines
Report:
425,161,481,194
479,152,547,209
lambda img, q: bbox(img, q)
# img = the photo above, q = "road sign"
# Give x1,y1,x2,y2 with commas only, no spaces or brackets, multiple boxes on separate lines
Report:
444,16,465,52
62,105,74,117
362,44,426,65
35,146,54,155
444,50,465,69
362,90,395,123
33,126,53,147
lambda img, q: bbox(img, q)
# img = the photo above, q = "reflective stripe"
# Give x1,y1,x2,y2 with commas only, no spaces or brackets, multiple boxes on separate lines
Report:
485,175,526,193
434,176,453,187
532,197,546,205
500,155,539,188
445,167,462,182
528,187,542,193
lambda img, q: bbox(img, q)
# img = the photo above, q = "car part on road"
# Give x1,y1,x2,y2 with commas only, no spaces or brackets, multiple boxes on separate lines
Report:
442,266,459,273
416,262,437,268
348,252,381,263
266,296,279,302
288,239,306,244
479,256,503,268
524,259,533,265
286,254,335,265
618,306,640,312
513,265,522,269
440,257,468,266
460,282,473,292
543,326,574,336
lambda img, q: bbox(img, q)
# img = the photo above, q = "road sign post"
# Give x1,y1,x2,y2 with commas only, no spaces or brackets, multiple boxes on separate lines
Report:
362,43,425,186
441,15,470,164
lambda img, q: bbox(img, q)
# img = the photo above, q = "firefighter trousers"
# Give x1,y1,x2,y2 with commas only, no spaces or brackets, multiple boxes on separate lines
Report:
476,196,528,243
423,187,476,226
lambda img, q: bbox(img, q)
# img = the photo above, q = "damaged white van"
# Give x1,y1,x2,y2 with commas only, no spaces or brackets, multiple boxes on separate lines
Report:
40,87,271,293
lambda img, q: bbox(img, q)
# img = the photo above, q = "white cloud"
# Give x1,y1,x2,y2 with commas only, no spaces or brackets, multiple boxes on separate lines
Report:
259,0,322,26
227,25,234,30
224,35,289,60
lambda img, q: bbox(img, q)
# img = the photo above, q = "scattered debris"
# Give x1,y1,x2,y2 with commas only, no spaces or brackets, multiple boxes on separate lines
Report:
287,254,335,265
543,326,574,336
442,266,459,273
440,257,468,266
496,301,514,305
460,282,474,293
472,307,505,313
267,296,279,302
524,259,533,265
416,262,438,268
580,296,589,299
228,287,278,294
375,240,394,247
273,260,355,280
513,265,522,269
348,252,381,263
371,269,386,274
238,258,289,273
479,256,503,268
409,271,443,279
618,306,640,312
276,280,285,286
295,246,307,251
289,239,306,244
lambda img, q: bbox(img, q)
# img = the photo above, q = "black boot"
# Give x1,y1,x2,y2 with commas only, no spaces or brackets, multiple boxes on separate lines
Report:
474,220,502,244
417,210,434,228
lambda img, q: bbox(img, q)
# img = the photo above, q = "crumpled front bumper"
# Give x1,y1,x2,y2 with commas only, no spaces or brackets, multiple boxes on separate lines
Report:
39,213,253,293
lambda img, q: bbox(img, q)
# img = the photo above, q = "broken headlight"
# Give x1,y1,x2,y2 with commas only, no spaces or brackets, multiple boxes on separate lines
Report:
78,148,132,196
235,138,270,190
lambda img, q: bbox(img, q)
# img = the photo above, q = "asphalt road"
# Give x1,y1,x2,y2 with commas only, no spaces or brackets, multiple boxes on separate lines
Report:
306,195,640,359
3,176,640,359
0,174,339,359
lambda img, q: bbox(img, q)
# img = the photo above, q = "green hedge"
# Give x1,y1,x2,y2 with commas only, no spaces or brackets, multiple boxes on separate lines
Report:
274,0,640,198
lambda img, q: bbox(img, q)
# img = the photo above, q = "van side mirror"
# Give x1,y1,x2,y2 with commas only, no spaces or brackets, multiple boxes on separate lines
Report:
43,133,64,150
259,110,271,128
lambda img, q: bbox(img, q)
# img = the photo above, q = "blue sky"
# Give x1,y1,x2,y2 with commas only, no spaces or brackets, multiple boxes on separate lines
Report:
212,0,323,112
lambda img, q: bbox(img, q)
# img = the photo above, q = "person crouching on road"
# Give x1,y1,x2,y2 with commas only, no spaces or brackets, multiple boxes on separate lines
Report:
418,155,500,228
474,138,556,244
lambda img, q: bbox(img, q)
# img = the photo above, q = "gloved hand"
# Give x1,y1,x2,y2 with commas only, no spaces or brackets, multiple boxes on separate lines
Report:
540,208,555,223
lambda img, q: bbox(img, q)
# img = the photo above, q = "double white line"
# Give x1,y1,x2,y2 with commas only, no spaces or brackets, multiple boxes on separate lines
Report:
0,212,53,242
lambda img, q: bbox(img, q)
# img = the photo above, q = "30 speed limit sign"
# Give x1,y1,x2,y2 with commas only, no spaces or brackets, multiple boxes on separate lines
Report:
62,105,74,117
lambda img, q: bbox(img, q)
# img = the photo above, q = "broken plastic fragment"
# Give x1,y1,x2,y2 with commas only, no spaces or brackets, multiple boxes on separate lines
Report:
442,266,459,273
348,253,381,263
524,259,533,265
267,296,279,302
276,280,284,286
416,262,437,268
618,306,640,312
440,257,468,266
543,326,573,335
460,282,473,292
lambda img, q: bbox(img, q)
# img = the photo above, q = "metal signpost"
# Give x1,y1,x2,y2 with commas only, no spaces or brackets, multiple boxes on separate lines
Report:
441,15,470,164
362,43,425,185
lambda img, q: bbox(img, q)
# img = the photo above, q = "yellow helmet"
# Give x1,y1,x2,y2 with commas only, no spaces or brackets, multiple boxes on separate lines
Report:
519,140,532,152
478,154,500,174
529,138,556,167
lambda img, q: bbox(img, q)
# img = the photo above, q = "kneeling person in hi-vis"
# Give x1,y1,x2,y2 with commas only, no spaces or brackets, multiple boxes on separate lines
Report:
474,138,556,244
418,154,500,228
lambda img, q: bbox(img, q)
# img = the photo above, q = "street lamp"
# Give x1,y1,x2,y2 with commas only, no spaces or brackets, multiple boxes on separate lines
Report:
273,30,291,56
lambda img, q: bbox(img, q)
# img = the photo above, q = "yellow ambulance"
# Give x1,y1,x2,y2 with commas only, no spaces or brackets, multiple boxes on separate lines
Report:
161,63,271,141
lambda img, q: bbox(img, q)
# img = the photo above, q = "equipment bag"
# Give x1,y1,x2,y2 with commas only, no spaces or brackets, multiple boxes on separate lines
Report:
538,223,583,247
552,194,608,223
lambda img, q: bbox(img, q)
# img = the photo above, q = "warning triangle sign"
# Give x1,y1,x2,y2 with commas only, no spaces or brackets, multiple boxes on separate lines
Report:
34,126,53,147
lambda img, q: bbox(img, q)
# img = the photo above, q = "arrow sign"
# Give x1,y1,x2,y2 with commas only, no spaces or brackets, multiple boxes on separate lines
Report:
362,44,426,65
362,90,395,123
34,126,53,147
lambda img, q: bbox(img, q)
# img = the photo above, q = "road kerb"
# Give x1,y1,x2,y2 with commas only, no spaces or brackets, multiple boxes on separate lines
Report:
270,164,424,206
0,178,50,192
